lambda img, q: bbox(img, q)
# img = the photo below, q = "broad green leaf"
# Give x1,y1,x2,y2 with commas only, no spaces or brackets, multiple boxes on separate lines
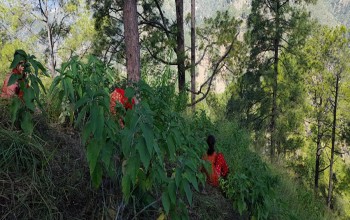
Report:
125,109,138,130
166,135,176,160
125,87,135,99
184,171,199,191
122,175,131,202
65,77,75,102
20,110,33,135
168,181,176,204
36,61,48,76
49,76,62,93
31,59,39,76
182,180,192,206
89,105,99,133
185,160,197,172
101,140,114,169
237,199,246,214
72,60,78,76
138,170,147,191
141,123,154,155
8,74,21,86
136,137,151,171
156,164,167,183
121,129,133,156
154,142,163,165
173,130,182,146
175,167,181,187
161,192,171,214
173,215,181,220
29,75,39,96
126,155,140,185
75,105,88,127
10,98,21,124
10,52,26,69
87,139,102,174
94,107,104,140
91,164,102,188
36,77,46,95
23,87,35,111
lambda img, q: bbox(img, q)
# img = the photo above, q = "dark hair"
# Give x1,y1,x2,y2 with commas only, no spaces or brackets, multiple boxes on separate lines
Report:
207,134,216,156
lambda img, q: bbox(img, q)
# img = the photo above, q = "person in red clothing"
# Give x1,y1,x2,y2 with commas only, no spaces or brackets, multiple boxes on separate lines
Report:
202,134,229,187
1,59,27,100
109,88,135,114
110,87,135,127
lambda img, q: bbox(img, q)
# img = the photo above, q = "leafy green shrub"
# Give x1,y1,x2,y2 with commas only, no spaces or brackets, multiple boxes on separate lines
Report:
50,55,118,186
8,50,48,135
50,55,116,126
50,56,209,219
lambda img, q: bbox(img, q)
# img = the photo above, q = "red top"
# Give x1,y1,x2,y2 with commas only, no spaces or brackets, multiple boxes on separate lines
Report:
202,152,229,187
109,88,135,115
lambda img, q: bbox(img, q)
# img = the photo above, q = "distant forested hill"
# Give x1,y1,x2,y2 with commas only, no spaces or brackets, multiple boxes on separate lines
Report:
308,0,350,27
178,0,350,28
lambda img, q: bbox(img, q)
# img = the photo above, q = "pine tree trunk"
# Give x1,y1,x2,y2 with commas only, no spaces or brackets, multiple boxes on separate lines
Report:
175,0,185,92
123,0,140,83
314,97,322,190
39,1,56,76
46,21,56,76
327,73,339,208
270,0,280,161
190,0,196,110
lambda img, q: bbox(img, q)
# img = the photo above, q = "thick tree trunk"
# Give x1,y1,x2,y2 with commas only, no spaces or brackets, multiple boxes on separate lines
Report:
327,73,339,208
123,0,140,83
175,0,185,92
190,0,196,110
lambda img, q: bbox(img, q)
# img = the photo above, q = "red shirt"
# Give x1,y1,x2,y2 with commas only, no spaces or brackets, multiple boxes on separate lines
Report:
109,88,135,115
202,152,229,187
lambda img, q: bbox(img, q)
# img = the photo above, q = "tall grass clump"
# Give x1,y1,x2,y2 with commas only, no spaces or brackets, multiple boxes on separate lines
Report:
216,121,278,219
0,126,58,219
268,164,337,220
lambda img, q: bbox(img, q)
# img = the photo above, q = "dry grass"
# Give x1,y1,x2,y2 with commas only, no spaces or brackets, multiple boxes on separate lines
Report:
0,104,123,219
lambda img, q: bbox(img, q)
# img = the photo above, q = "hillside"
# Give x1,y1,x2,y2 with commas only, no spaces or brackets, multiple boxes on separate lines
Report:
181,0,350,28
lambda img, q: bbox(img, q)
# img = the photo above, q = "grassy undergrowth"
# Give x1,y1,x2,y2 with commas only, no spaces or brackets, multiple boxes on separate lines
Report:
0,106,123,219
0,101,341,219
213,121,338,220
268,164,336,220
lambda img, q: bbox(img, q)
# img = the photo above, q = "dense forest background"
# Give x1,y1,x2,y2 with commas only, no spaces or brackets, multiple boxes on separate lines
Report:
1,0,350,219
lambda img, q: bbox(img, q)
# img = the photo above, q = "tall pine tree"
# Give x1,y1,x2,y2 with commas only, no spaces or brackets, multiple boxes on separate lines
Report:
229,0,315,159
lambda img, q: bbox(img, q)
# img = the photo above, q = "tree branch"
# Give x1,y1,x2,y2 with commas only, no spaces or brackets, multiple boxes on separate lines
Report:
319,164,330,173
144,46,178,65
188,40,235,106
131,197,161,220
